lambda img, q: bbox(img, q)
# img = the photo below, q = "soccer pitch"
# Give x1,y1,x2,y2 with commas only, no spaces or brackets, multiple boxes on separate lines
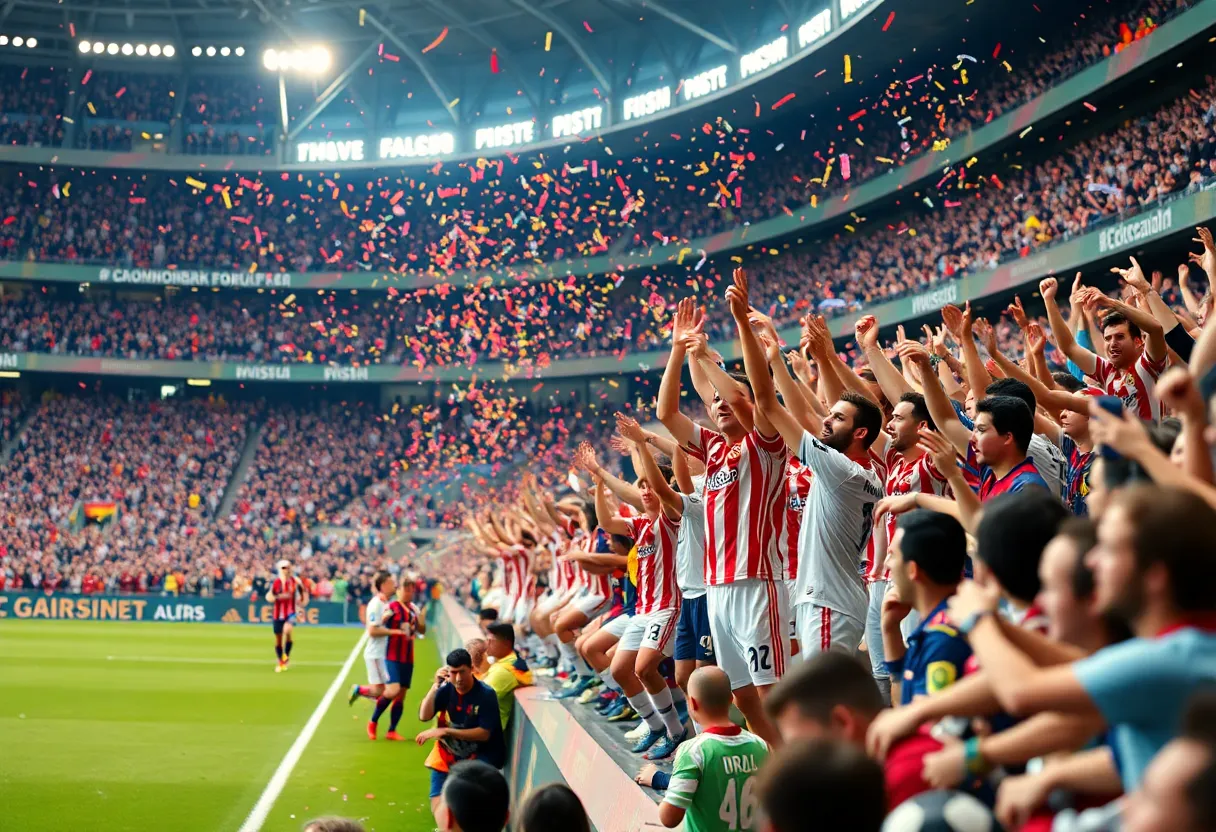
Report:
0,619,443,831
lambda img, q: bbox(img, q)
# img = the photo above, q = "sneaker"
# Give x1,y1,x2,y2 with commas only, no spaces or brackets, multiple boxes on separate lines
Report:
607,704,638,723
601,698,627,719
347,684,362,705
366,721,377,741
593,691,619,713
281,657,290,670
577,686,600,704
385,731,405,741
630,729,665,755
575,676,602,694
554,679,588,700
644,729,687,761
625,722,650,742
275,661,284,673
675,700,689,725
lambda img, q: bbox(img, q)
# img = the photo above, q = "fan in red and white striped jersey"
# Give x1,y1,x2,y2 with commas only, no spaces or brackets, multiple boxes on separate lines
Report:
623,513,681,616
779,461,813,584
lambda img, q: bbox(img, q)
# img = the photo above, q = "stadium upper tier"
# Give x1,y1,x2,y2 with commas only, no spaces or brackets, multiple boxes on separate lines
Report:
0,15,1213,383
0,0,1199,285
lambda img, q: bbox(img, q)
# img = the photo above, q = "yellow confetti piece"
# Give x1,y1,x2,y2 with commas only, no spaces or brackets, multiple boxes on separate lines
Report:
845,225,856,232
844,54,852,83
960,69,968,85
185,176,206,190
62,182,70,197
1002,61,1012,72
448,98,460,108
1019,126,1033,138
934,81,945,91
545,31,552,51
811,195,818,208
607,380,619,388
87,102,96,115
221,188,232,209
677,247,691,264
731,256,743,263
877,157,894,164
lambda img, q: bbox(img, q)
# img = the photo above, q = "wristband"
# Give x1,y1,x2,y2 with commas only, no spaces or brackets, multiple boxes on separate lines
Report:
964,736,990,776
929,355,943,368
883,657,905,676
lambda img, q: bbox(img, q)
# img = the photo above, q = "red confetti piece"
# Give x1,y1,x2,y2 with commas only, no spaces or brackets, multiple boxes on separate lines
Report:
490,49,500,74
882,11,895,31
422,27,448,54
992,43,1002,59
583,20,594,33
1083,101,1097,112
115,86,126,98
847,109,866,121
69,22,75,37
771,93,795,110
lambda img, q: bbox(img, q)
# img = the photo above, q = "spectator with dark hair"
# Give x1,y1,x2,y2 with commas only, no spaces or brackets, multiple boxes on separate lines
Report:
418,649,507,823
482,622,533,730
436,760,510,832
302,818,365,832
1123,689,1216,832
973,489,1070,629
757,737,886,832
516,783,590,832
478,608,499,631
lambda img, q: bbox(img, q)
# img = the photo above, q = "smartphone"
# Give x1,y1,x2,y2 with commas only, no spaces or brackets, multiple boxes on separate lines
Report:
1094,396,1148,486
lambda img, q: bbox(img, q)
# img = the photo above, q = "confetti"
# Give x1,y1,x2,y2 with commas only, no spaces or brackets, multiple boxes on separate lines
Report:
772,93,796,110
844,55,852,83
882,11,895,31
545,32,552,51
422,27,448,53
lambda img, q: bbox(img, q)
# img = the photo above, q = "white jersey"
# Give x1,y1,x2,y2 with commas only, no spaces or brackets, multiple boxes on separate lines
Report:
795,432,884,619
676,492,707,599
1028,433,1067,501
363,595,390,659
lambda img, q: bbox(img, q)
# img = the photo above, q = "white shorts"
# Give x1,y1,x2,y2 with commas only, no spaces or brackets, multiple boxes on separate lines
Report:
601,612,634,639
537,587,577,617
706,579,790,690
499,594,520,624
785,580,798,640
513,593,535,625
795,604,865,660
572,590,612,619
365,655,389,686
618,607,680,655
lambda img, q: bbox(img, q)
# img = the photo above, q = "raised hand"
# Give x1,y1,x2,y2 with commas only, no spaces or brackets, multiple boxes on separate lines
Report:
671,297,704,345
1179,262,1192,288
748,308,780,347
614,412,648,443
1025,321,1047,355
1156,367,1205,418
787,349,811,378
608,434,632,456
973,317,997,355
726,268,751,321
802,314,831,355
573,440,598,472
1190,226,1216,276
855,314,880,350
897,339,933,369
1039,276,1058,302
1006,296,1029,330
1110,256,1151,294
917,426,959,474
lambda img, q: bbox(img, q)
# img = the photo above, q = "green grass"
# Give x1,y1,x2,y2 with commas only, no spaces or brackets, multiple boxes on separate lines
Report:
0,619,442,832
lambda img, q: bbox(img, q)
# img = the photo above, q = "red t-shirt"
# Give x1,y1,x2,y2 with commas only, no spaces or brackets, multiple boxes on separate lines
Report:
883,733,940,811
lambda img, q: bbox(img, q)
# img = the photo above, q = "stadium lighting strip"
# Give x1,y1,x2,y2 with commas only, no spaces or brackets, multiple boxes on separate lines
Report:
282,0,883,166
78,40,176,57
0,35,38,48
191,45,247,57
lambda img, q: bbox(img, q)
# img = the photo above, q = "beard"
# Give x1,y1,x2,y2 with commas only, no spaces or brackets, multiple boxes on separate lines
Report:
1105,579,1146,626
821,427,852,453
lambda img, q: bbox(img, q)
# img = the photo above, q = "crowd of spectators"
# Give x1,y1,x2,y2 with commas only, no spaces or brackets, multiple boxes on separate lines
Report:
0,65,65,148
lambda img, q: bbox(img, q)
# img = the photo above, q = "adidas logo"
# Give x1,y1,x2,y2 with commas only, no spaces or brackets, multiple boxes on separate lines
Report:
221,609,243,623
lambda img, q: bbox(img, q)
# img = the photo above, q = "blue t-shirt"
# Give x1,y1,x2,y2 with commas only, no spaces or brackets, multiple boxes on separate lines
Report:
433,679,506,768
1073,627,1216,790
889,598,973,706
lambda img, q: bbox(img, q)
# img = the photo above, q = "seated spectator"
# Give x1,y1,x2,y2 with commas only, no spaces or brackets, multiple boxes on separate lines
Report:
435,760,510,832
517,783,591,832
482,623,533,729
758,737,887,832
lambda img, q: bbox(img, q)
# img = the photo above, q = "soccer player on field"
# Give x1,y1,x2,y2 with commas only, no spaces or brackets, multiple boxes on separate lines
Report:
266,559,308,672
729,272,885,665
372,577,426,740
658,291,789,747
347,571,411,740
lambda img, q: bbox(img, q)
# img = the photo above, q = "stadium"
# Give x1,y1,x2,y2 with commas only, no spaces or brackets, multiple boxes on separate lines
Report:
5,0,1216,828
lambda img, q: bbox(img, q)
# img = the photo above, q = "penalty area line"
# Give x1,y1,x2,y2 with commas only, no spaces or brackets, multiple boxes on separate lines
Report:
237,631,368,832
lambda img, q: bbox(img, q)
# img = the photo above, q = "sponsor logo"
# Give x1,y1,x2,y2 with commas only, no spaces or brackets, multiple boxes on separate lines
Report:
705,468,740,491
1098,206,1173,253
797,8,832,48
910,283,959,316
0,353,17,369
234,365,292,381
97,268,292,288
221,609,243,623
636,544,657,559
152,604,206,622
323,366,371,382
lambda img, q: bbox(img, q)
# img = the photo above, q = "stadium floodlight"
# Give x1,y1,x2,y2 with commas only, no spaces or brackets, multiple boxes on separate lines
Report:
206,45,216,56
263,44,331,74
163,44,174,56
191,45,202,56
149,44,161,56
121,43,133,55
91,41,104,53
11,36,21,46
220,46,230,56
78,39,90,52
106,42,119,54
235,46,245,56
0,36,8,46
26,37,36,48
136,44,147,55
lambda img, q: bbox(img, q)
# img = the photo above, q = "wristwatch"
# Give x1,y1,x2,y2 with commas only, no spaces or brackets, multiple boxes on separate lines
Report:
928,355,943,368
958,608,993,637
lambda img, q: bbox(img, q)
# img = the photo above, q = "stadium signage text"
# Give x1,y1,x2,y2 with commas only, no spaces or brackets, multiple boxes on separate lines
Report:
910,283,960,316
839,0,880,20
622,87,672,121
97,267,293,288
740,36,790,79
0,353,16,369
1098,206,1174,253
798,8,833,48
378,132,456,159
551,106,604,139
323,366,371,381
235,365,292,380
295,139,366,164
474,120,536,151
0,591,340,624
681,66,729,101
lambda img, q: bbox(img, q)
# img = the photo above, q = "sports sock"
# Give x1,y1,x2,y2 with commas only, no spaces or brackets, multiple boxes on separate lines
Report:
543,634,562,659
558,641,580,672
627,693,665,734
371,696,391,724
669,684,687,706
357,685,377,699
599,669,621,692
389,700,405,731
576,653,596,677
650,686,684,738
275,645,283,661
285,640,293,657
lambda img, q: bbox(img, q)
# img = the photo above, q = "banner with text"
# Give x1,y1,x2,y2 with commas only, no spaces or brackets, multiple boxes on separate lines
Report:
0,591,352,625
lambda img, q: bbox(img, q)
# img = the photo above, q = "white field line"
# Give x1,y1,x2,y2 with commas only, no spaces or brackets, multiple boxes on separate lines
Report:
104,655,344,667
237,632,368,832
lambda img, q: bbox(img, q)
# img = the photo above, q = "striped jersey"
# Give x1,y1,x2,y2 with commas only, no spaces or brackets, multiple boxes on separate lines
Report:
386,599,421,663
780,461,813,582
684,424,788,586
623,513,680,615
1092,351,1168,422
271,576,301,620
499,545,532,600
879,447,951,581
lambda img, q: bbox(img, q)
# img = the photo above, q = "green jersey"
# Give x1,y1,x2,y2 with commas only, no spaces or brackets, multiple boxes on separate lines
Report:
662,726,769,832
